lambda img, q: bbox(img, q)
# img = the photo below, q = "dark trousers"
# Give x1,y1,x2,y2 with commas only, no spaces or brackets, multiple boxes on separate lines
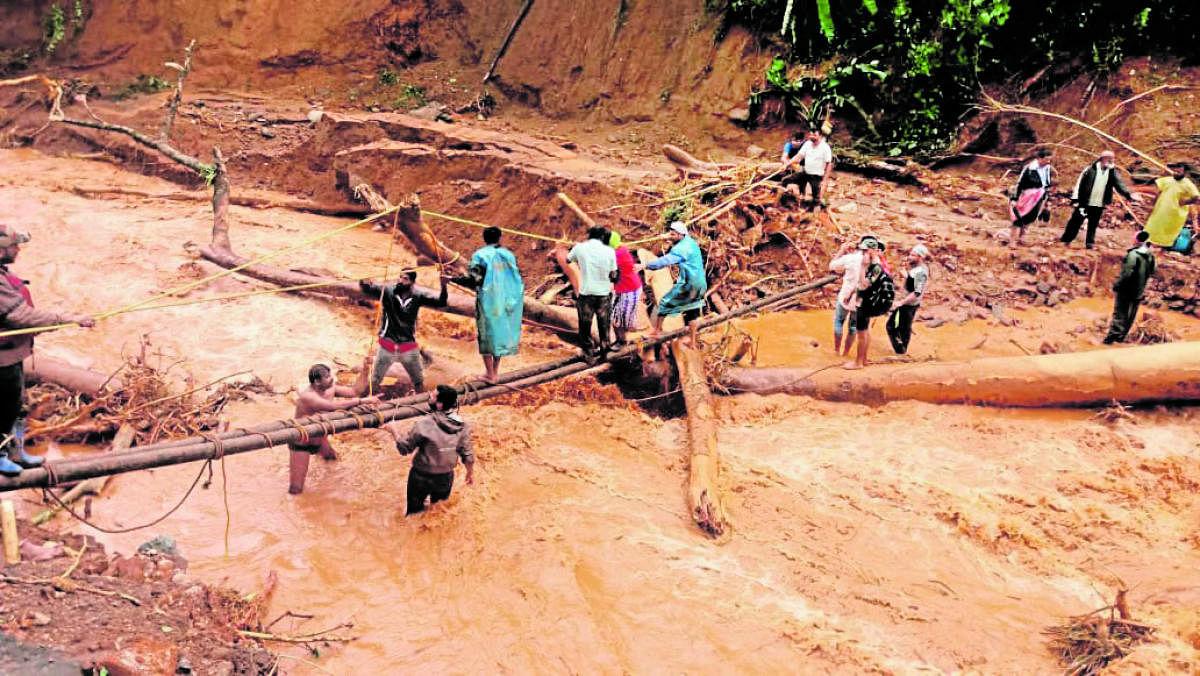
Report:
406,467,454,515
0,363,23,456
1105,292,1141,344
1060,206,1105,247
576,294,612,354
891,304,918,354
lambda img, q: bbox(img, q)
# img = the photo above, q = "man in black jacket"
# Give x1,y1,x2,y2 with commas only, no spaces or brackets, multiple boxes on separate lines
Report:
1104,230,1156,344
359,270,448,395
1060,150,1143,249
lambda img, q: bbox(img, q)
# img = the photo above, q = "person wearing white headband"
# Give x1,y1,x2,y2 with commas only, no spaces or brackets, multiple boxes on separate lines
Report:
886,242,932,355
0,224,96,477
637,221,707,345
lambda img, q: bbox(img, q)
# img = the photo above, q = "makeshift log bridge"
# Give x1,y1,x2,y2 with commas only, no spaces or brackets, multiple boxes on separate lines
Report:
0,276,840,505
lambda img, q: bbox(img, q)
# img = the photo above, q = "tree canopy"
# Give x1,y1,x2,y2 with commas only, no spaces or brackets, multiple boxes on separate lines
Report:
710,0,1199,156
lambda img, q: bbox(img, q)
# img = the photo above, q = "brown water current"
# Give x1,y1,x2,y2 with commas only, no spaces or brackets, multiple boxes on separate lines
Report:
5,150,1200,673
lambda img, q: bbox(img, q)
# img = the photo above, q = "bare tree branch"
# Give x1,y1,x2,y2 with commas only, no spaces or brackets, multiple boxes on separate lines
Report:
162,39,197,142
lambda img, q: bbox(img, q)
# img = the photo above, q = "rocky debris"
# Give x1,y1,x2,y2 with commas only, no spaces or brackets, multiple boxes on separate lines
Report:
2,522,275,674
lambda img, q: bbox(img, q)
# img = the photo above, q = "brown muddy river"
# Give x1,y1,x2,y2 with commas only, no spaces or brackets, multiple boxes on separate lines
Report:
5,149,1200,673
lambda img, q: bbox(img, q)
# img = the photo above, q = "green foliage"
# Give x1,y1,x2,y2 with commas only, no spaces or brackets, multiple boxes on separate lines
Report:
72,0,86,34
661,199,690,227
376,68,399,87
43,4,66,55
721,0,1199,157
111,74,171,100
392,84,427,110
659,87,672,104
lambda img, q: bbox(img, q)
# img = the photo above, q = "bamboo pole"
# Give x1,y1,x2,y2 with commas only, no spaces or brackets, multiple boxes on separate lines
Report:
483,0,536,83
1,500,18,565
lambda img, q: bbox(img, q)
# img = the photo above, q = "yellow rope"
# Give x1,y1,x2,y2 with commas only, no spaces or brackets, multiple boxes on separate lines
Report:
421,209,569,244
0,206,399,340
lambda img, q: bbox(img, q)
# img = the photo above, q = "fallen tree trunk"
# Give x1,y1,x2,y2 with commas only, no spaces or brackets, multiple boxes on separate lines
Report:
719,341,1200,407
641,250,729,538
25,355,121,395
200,173,578,332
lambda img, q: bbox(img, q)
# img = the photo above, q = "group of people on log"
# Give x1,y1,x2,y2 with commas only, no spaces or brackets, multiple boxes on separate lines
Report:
287,220,707,506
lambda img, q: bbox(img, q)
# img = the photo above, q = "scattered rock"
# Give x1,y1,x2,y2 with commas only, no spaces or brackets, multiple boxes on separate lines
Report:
138,536,178,557
410,102,452,122
30,612,51,626
94,637,178,676
306,109,324,124
727,107,751,123
259,127,276,139
19,539,64,562
746,144,766,157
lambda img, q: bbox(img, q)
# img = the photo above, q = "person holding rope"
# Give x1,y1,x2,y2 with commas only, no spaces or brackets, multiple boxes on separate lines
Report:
288,362,379,494
0,224,95,477
386,384,474,516
637,221,708,348
359,269,448,395
452,226,524,383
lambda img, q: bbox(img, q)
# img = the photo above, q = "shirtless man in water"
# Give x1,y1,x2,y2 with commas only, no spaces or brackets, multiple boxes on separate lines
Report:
288,362,379,494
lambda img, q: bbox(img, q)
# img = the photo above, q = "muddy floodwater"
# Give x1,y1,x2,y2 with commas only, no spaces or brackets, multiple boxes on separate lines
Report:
6,149,1200,672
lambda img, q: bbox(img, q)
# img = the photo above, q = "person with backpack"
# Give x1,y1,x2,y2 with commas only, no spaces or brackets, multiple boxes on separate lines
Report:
1104,230,1157,344
844,236,892,370
886,244,930,355
1143,162,1200,250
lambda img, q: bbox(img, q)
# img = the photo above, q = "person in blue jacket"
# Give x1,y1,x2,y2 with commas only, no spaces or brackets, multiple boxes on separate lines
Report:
637,221,707,347
452,227,524,383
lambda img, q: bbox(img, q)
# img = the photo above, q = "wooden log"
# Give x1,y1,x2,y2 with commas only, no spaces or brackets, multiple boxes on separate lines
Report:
24,355,122,395
1,500,18,565
663,145,721,178
719,341,1200,407
640,250,729,538
199,185,579,333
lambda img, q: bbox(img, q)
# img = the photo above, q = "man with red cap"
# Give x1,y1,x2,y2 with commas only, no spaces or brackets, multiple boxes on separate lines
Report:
0,224,95,476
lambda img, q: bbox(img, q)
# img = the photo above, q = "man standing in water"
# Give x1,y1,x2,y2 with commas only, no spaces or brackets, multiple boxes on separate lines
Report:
453,226,524,383
287,362,379,494
1104,230,1156,344
0,224,95,477
387,384,474,516
842,236,887,370
359,269,448,395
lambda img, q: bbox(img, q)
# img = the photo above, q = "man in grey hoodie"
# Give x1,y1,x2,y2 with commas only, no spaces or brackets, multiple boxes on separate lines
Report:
387,384,475,515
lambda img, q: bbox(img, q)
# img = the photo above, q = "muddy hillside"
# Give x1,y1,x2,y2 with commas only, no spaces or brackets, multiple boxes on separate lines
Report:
2,1,1200,674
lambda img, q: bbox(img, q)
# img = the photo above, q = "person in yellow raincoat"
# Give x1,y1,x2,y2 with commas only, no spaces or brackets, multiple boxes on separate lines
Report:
1144,163,1200,248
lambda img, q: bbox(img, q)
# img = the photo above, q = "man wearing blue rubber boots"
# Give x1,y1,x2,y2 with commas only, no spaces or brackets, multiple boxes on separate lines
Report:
0,224,95,476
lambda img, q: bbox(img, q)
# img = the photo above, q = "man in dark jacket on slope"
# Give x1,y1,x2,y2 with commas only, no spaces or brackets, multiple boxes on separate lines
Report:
1060,150,1143,249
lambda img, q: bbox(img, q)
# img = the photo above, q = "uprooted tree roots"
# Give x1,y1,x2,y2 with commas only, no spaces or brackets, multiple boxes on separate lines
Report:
25,340,273,445
1045,590,1156,675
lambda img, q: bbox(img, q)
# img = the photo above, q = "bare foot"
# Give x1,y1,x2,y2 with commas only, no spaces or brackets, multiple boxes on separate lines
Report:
842,361,863,370
480,373,499,384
